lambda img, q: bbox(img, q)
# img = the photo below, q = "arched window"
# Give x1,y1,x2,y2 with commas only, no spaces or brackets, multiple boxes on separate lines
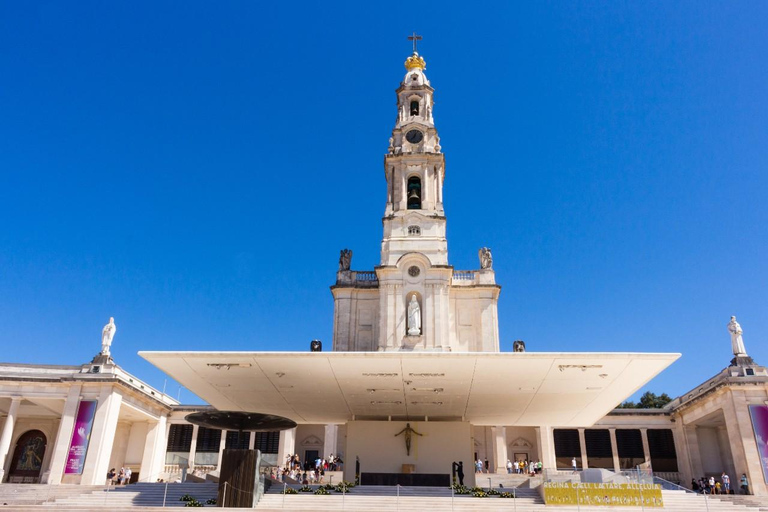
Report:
407,177,421,209
410,100,419,116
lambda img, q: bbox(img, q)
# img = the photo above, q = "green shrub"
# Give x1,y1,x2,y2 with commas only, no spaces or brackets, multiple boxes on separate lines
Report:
184,499,204,507
179,494,196,502
205,498,217,505
282,487,298,494
500,491,515,498
314,487,330,495
299,485,313,492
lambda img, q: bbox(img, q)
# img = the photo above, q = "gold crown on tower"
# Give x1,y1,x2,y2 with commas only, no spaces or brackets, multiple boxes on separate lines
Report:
404,53,426,71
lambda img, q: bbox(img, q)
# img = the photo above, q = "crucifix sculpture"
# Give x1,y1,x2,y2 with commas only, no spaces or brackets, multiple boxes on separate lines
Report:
394,422,423,456
408,32,423,53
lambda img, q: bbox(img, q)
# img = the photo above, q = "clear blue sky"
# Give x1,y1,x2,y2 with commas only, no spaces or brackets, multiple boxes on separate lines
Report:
1,2,766,405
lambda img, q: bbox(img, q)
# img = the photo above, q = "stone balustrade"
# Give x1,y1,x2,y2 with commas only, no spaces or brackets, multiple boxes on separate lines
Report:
335,270,379,288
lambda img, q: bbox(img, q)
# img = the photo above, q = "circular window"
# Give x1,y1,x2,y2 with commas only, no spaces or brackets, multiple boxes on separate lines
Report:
408,266,420,277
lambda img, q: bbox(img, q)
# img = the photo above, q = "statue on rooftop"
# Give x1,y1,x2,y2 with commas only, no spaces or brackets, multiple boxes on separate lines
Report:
407,294,421,336
479,247,493,270
339,249,353,271
101,317,117,356
728,316,747,357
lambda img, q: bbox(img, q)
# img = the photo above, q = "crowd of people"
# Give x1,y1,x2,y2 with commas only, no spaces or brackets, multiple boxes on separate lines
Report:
272,453,344,484
106,466,132,485
691,472,750,495
472,458,543,475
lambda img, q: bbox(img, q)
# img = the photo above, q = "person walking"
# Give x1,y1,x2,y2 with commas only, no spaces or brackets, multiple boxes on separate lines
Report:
572,457,578,473
506,459,512,474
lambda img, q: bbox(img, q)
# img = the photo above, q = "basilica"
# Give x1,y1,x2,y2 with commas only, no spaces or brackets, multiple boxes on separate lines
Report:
1,48,767,500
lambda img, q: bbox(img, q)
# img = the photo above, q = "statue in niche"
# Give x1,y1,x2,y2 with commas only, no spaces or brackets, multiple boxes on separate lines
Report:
395,423,423,456
513,340,526,353
338,249,352,271
728,316,747,356
407,294,421,336
479,247,493,270
101,317,117,356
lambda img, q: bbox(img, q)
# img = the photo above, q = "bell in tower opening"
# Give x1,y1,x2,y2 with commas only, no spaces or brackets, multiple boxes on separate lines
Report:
407,177,422,209
410,100,419,116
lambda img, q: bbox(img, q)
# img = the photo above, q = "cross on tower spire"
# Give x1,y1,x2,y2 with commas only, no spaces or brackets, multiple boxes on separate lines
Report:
408,32,422,53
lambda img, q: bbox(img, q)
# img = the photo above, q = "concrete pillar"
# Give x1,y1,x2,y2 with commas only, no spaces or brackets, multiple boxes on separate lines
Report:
493,426,507,473
277,427,296,468
187,425,199,470
640,428,651,466
216,430,227,471
683,425,703,479
671,420,691,484
248,431,255,450
609,428,620,472
722,391,767,496
578,428,589,469
535,426,556,470
323,424,338,459
46,385,82,484
81,388,123,485
139,415,168,483
0,397,22,482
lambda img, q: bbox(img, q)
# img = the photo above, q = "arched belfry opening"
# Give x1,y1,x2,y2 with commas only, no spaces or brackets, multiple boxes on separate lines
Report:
410,100,419,116
407,176,422,209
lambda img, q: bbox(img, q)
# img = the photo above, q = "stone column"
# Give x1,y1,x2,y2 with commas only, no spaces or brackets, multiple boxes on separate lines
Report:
323,424,338,459
671,420,691,484
640,428,651,466
578,429,589,469
722,390,767,496
81,387,123,485
493,426,508,473
609,428,620,472
248,432,255,450
46,385,82,484
535,426,556,470
683,425,703,479
277,427,296,468
139,415,168,483
216,430,227,471
0,397,22,482
187,425,199,471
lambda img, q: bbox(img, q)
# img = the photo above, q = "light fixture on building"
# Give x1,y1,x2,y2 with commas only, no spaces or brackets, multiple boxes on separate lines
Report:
207,363,252,370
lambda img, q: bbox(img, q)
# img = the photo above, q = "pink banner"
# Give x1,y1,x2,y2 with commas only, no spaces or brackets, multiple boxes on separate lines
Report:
749,405,768,484
64,400,97,475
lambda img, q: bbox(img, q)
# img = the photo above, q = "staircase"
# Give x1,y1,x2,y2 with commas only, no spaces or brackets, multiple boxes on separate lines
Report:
0,484,106,506
709,494,768,511
49,482,218,508
256,485,767,512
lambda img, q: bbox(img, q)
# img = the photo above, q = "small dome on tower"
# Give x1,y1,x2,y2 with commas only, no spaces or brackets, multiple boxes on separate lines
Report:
402,53,430,87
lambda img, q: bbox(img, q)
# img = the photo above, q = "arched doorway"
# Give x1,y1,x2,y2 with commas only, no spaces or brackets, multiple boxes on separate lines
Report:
8,430,47,483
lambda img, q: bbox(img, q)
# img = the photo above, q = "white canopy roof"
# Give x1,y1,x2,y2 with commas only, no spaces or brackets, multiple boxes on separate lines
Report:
139,351,679,427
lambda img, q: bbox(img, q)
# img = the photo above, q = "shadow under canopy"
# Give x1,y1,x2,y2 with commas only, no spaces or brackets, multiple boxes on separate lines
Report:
184,411,297,432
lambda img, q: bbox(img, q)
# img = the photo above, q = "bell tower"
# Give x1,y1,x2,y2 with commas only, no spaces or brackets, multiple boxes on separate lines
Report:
381,49,447,266
331,38,500,353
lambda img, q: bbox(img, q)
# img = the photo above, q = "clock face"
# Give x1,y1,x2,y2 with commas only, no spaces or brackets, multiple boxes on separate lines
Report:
405,129,423,144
